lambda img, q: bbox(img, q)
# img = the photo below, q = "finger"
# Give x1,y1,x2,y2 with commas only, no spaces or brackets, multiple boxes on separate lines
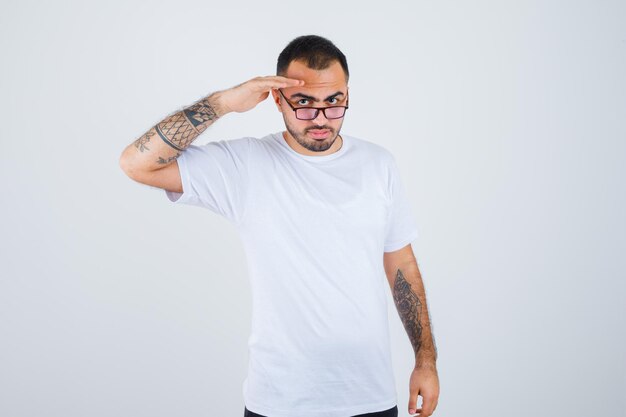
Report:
255,76,304,89
408,395,418,414
267,75,305,85
259,82,303,94
419,396,436,416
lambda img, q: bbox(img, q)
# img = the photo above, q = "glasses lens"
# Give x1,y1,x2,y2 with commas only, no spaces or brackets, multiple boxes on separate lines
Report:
295,108,318,120
324,107,346,119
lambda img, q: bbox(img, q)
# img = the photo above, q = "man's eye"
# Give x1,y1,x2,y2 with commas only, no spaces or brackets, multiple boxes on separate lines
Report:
297,99,309,106
328,97,339,104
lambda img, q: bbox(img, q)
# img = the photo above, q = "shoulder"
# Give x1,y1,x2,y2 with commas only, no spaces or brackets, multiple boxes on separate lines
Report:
187,135,261,154
344,133,396,165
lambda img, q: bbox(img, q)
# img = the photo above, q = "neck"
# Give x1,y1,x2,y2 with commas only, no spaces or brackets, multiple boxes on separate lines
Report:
282,131,343,157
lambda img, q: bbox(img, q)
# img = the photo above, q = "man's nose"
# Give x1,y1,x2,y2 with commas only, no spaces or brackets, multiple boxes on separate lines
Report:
312,108,328,123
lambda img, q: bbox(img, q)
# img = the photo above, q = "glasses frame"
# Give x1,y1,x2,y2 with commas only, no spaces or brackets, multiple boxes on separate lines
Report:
278,88,349,120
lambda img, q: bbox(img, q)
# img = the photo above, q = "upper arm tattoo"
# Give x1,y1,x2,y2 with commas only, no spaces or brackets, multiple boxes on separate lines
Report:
156,152,182,165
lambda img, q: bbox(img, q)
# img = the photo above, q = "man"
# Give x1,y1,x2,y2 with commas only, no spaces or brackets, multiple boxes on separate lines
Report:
119,35,439,417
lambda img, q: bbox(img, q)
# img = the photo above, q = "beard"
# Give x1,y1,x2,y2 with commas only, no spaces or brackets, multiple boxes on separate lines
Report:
283,116,344,153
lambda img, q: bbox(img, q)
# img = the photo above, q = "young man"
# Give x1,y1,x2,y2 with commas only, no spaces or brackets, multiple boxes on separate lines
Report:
119,35,439,417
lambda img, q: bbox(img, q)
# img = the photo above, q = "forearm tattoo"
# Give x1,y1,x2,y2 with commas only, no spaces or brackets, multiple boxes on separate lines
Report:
133,129,155,152
392,268,424,357
155,97,219,151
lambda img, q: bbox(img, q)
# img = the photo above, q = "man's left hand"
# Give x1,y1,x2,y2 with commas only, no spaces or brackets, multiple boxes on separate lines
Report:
408,365,439,416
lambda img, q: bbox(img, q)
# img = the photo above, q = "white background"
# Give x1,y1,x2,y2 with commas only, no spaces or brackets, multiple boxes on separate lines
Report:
1,0,624,416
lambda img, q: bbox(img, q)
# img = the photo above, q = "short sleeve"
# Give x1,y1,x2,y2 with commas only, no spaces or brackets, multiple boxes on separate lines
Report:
383,155,419,252
165,137,252,225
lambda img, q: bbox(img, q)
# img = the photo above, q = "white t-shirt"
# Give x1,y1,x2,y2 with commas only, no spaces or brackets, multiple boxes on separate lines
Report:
165,131,419,417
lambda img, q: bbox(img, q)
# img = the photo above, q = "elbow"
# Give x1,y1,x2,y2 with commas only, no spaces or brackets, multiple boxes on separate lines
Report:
119,148,140,180
119,151,132,177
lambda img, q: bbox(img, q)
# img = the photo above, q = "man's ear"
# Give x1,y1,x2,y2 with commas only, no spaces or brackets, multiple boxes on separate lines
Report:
271,89,282,112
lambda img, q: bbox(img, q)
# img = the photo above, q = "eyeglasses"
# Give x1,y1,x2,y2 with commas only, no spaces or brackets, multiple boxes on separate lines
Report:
278,89,349,120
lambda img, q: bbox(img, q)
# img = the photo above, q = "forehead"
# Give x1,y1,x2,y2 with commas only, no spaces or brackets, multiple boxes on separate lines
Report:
283,59,347,96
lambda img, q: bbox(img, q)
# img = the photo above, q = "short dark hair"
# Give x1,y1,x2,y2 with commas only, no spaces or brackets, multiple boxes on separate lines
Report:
276,35,349,82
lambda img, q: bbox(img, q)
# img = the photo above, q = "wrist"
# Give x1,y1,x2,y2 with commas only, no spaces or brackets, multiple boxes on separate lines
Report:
209,91,230,118
415,358,437,371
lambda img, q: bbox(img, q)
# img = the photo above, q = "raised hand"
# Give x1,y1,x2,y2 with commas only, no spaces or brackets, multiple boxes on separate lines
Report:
217,75,304,115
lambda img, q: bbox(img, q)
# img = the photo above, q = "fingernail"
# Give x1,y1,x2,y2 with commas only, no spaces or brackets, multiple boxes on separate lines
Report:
409,409,415,414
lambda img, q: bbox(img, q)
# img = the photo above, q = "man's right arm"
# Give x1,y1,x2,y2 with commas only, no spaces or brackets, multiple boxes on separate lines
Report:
119,76,304,193
118,91,227,192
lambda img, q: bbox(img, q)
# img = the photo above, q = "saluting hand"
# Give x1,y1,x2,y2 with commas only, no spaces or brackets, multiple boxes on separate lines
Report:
217,75,304,115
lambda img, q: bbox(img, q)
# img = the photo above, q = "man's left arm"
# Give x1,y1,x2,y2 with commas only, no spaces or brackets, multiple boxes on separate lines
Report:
384,244,439,416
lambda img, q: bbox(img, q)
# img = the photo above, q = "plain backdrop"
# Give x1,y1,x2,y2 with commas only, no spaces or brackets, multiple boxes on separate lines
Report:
1,1,624,416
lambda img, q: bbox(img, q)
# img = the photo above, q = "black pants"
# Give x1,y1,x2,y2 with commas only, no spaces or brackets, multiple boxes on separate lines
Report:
244,404,398,417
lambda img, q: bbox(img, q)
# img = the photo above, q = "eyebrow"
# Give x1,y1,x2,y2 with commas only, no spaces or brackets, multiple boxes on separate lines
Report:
288,91,345,102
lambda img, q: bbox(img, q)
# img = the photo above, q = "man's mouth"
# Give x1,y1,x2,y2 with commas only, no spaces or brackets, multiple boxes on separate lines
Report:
308,129,330,139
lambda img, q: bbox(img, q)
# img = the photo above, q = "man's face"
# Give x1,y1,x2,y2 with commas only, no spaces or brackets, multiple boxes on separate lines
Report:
272,59,349,154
